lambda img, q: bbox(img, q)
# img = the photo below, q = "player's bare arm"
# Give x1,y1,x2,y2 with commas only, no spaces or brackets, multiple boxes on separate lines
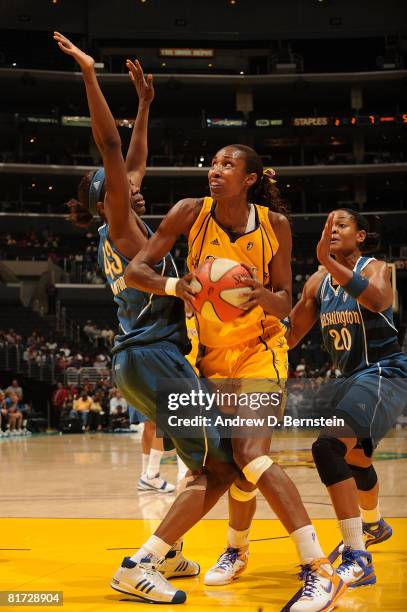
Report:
239,212,292,318
125,59,154,186
54,33,143,249
317,212,393,313
286,270,326,349
124,198,202,300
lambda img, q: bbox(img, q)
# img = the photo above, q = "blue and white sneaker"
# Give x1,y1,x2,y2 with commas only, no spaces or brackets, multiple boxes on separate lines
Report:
137,473,175,493
158,541,200,579
363,519,393,549
336,547,376,587
111,556,186,604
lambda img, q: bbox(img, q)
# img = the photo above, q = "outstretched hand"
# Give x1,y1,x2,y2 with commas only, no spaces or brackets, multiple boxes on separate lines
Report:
126,59,155,104
316,212,334,266
53,31,95,72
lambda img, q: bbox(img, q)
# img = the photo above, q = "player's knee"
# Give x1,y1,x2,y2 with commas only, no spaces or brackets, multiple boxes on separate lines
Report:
229,480,258,502
349,464,378,491
240,455,273,485
312,437,352,487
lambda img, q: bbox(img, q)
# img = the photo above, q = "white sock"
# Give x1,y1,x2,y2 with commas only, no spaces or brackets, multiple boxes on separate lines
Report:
142,453,149,475
130,535,171,564
360,504,381,524
291,524,325,564
338,517,365,550
228,526,250,549
177,456,188,482
146,449,163,479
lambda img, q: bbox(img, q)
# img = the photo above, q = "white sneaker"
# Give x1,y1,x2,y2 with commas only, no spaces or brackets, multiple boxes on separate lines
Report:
158,541,200,579
290,558,347,612
204,546,249,586
111,556,186,604
137,473,175,494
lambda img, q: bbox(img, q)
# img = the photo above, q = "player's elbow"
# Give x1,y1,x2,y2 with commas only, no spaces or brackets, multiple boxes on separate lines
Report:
99,135,122,153
362,299,388,313
123,261,140,289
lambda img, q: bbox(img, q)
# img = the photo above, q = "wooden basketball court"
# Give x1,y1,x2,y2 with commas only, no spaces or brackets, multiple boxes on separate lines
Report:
1,432,406,611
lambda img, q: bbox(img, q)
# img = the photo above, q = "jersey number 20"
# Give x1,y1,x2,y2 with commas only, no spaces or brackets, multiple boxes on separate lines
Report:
329,327,352,351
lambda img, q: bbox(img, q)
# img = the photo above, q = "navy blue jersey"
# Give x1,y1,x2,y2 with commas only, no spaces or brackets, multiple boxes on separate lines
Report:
97,223,190,354
317,256,401,376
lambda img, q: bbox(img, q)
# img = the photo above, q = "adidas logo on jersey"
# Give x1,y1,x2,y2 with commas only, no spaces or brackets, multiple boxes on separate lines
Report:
210,238,220,246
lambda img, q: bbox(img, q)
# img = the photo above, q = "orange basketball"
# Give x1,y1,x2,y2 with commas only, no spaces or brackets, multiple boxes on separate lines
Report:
190,258,253,323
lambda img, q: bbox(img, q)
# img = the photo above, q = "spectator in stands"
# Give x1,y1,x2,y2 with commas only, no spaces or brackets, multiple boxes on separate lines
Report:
83,320,101,346
88,391,104,431
109,389,128,416
52,382,69,428
6,391,24,435
72,389,93,430
295,358,308,378
6,379,23,400
0,390,7,435
101,326,115,347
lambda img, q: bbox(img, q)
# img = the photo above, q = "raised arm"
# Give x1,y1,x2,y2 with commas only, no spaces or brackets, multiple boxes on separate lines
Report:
125,59,154,186
317,213,393,313
54,33,131,231
285,271,324,348
124,199,199,303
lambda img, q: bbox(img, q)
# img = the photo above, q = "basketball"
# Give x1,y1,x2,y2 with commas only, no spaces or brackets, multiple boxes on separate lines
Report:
190,258,253,323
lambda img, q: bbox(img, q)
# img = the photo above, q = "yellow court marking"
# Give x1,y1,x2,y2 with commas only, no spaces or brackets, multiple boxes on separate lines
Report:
1,518,406,611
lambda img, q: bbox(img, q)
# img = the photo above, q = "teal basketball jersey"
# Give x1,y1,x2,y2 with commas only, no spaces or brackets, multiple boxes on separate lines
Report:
97,223,190,354
317,256,401,376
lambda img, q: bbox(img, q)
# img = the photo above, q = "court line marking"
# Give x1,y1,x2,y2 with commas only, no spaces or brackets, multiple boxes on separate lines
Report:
106,535,291,550
280,541,343,612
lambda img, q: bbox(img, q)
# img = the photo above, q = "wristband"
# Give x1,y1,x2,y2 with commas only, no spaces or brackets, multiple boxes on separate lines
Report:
281,317,291,330
343,272,369,298
164,277,179,296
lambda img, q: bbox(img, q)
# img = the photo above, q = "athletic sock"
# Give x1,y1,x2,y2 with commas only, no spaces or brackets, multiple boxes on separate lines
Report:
338,517,366,550
360,504,381,524
177,455,188,482
291,524,325,564
227,526,250,549
146,449,163,479
130,535,171,564
141,453,149,475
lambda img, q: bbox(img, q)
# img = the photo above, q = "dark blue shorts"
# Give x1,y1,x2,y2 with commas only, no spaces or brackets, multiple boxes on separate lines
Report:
112,341,233,472
328,353,407,455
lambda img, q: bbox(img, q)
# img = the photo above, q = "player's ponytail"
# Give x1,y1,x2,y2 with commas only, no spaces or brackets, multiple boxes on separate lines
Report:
66,170,103,229
229,144,289,218
338,208,381,253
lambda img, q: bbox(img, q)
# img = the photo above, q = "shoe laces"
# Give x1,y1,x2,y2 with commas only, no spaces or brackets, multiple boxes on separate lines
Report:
298,564,320,598
217,547,240,571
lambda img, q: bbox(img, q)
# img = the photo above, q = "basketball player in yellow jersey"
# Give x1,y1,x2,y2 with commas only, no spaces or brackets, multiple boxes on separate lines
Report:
124,144,347,612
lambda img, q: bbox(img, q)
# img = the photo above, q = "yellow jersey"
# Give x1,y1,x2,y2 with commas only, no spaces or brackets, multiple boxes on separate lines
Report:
187,197,285,348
